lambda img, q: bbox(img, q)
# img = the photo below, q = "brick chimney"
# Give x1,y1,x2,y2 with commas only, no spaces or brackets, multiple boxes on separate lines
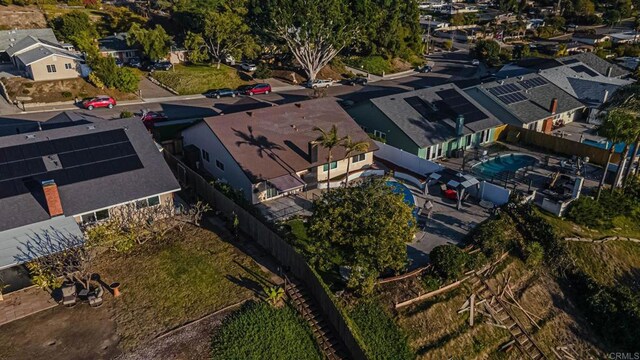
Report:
549,98,558,115
42,180,63,217
308,141,318,163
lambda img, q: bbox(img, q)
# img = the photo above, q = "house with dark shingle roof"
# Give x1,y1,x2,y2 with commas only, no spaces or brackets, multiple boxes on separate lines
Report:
181,98,378,204
464,73,586,133
346,83,503,161
0,118,180,270
0,28,58,57
98,32,140,62
558,53,630,78
5,35,84,81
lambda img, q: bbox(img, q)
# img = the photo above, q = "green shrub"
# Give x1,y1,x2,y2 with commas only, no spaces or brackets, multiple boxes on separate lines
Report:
349,300,413,360
211,302,321,360
253,62,272,79
24,82,34,88
61,91,73,98
421,273,442,291
120,111,134,118
431,244,469,279
471,216,512,259
567,197,609,229
524,242,544,267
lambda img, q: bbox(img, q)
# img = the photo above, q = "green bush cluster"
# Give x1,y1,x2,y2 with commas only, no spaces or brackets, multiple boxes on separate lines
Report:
253,63,272,80
568,181,640,230
211,302,321,360
430,244,470,279
348,300,413,360
90,57,139,93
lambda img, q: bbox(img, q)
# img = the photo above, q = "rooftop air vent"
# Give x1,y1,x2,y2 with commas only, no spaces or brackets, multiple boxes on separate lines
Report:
25,134,36,139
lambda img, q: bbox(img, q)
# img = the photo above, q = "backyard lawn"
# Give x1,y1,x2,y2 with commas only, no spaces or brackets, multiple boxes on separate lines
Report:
566,240,640,290
151,64,252,95
539,209,640,240
91,223,271,350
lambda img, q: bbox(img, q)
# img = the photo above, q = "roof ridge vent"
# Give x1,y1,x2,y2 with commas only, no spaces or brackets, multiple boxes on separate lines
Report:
87,125,96,130
25,134,36,139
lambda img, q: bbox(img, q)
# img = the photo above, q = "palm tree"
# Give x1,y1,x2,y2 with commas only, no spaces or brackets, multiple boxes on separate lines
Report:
597,110,634,200
341,136,370,187
622,115,640,189
312,125,346,190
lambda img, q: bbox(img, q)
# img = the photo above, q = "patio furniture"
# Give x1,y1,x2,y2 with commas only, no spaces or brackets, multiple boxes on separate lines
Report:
89,286,104,308
61,284,77,307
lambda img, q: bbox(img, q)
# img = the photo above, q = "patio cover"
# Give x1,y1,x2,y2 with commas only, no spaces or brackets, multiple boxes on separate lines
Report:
0,217,84,270
269,174,306,192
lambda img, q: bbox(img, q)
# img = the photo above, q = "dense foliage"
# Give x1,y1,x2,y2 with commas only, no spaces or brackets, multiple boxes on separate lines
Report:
348,300,413,360
90,56,140,93
211,302,321,360
128,23,172,61
430,244,470,279
51,10,97,52
473,40,501,66
308,178,415,294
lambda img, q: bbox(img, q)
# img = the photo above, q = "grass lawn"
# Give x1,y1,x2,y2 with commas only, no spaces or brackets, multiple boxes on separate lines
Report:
566,240,640,290
151,64,252,95
92,223,270,349
344,56,417,76
538,210,640,240
211,301,322,360
2,77,138,104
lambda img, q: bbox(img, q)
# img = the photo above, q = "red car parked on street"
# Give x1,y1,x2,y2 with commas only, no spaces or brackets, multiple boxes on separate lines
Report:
237,83,272,96
82,96,116,110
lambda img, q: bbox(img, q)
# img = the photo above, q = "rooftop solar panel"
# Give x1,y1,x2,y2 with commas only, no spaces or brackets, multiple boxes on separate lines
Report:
436,89,489,124
570,65,598,77
562,59,580,64
520,77,548,89
488,83,521,97
498,91,528,105
0,129,144,200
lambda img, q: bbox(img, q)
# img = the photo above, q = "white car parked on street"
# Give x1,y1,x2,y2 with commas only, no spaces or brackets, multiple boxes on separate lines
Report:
306,79,334,89
240,62,257,71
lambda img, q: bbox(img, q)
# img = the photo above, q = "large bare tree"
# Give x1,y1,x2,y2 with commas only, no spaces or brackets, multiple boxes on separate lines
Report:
267,0,357,81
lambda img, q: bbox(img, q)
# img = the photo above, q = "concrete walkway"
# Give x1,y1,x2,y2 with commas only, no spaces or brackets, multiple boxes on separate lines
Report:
0,286,57,326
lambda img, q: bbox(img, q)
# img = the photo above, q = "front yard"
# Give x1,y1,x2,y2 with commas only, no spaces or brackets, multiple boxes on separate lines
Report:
151,64,252,95
2,77,138,104
344,56,420,76
0,223,271,358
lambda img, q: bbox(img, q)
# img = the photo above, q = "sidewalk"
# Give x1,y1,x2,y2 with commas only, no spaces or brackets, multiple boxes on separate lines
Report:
0,286,57,327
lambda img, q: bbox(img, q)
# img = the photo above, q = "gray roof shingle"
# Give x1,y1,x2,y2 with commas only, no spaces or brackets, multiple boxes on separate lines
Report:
0,28,58,52
0,118,180,232
464,73,586,125
368,83,503,148
559,53,630,78
15,43,83,65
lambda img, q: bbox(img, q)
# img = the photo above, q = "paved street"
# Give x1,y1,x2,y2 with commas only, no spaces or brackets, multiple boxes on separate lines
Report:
0,52,481,124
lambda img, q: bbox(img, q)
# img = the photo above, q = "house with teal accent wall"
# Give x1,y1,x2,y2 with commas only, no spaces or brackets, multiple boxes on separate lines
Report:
346,83,503,161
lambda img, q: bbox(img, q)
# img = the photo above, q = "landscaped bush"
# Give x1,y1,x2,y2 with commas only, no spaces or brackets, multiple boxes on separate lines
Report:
211,302,321,360
61,91,72,98
430,244,469,280
348,300,413,360
524,242,544,267
470,215,512,260
345,56,392,75
119,110,134,118
567,197,609,229
253,62,272,80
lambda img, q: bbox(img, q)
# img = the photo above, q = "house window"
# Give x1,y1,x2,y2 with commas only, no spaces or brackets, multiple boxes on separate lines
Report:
135,195,161,209
465,134,472,147
201,149,210,162
426,147,432,159
352,153,366,163
46,64,57,73
216,160,225,171
265,186,279,199
81,213,96,224
322,161,338,172
373,130,386,140
95,209,110,221
64,63,72,70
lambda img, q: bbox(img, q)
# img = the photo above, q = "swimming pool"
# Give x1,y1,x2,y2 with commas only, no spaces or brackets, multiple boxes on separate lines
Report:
387,181,416,207
472,153,538,178
582,139,638,157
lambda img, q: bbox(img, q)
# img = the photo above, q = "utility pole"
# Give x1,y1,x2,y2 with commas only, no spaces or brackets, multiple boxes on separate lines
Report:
426,15,432,56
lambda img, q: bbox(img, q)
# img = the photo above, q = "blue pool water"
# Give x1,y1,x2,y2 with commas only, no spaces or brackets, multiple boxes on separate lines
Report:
387,181,416,207
472,154,538,178
582,139,638,157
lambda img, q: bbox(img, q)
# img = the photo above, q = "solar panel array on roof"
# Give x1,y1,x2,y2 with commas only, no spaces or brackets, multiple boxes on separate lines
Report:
0,129,143,200
488,83,521,97
435,89,489,123
562,59,580,65
405,96,439,122
519,77,547,89
498,92,527,105
570,65,598,77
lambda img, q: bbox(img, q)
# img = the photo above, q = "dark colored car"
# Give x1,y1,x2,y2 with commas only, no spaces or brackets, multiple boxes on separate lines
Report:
153,61,172,71
115,58,123,67
140,110,168,129
344,77,368,86
82,96,116,110
128,57,142,68
204,88,238,99
238,83,272,96
418,65,432,73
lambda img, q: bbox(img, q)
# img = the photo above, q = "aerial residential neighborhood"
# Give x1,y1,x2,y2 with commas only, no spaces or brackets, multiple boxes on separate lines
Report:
0,0,639,359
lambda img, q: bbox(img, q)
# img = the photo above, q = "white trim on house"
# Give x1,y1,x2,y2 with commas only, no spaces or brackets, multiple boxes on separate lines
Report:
72,189,180,218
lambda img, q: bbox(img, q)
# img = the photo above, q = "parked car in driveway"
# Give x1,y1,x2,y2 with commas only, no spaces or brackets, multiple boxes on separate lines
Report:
238,83,271,95
128,57,142,68
82,96,116,110
240,63,257,71
153,61,173,71
471,59,480,66
115,58,123,67
140,110,168,129
344,77,368,86
204,88,238,99
306,79,333,89
417,65,432,73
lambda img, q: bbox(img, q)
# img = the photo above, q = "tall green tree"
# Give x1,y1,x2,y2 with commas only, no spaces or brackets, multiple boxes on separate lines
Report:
341,136,370,187
263,0,357,81
604,9,622,29
312,125,346,191
308,178,414,294
128,24,172,61
597,110,635,199
474,39,501,63
51,10,98,52
184,4,256,68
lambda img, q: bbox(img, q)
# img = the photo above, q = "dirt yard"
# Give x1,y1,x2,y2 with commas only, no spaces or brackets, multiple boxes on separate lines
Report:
0,5,47,30
2,77,138,104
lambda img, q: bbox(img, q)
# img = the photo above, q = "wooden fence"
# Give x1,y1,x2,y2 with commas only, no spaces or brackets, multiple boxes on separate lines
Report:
163,152,367,360
501,125,620,167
